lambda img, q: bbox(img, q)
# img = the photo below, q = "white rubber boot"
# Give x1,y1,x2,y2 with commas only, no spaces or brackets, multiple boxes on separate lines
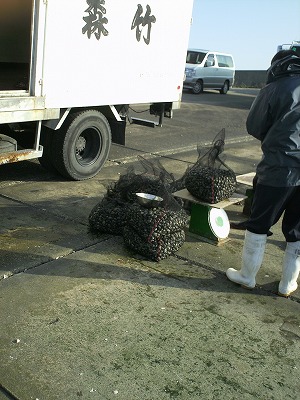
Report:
226,230,267,289
278,241,300,297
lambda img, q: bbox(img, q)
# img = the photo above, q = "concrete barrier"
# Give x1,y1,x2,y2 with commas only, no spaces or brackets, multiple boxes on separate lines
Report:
234,70,267,88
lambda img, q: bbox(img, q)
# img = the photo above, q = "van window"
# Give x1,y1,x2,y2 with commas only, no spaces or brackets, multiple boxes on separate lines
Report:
216,54,234,68
186,51,206,64
205,54,215,67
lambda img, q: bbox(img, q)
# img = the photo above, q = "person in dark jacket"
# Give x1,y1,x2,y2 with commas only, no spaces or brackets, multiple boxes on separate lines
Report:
226,49,300,297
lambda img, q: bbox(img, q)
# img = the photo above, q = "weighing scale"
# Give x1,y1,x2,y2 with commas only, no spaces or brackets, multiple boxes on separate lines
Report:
174,189,246,245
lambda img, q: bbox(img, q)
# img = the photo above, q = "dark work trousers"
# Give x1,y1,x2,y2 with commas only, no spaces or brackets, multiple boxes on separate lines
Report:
246,184,300,242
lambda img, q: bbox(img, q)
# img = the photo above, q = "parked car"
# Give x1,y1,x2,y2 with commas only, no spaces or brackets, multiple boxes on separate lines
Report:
183,49,235,94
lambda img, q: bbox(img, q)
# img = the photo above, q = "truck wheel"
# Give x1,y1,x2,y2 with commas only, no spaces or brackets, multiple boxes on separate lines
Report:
220,81,229,94
39,127,58,173
52,110,111,180
192,80,203,94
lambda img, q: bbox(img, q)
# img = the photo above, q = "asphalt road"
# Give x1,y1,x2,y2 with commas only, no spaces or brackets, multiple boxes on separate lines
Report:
108,87,260,182
127,89,258,152
110,88,259,161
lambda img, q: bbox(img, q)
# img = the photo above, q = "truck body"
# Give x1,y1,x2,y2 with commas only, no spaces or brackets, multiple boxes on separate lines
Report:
0,0,193,180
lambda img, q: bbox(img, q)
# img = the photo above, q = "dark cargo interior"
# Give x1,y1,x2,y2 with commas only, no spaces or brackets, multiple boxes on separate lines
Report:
0,0,33,92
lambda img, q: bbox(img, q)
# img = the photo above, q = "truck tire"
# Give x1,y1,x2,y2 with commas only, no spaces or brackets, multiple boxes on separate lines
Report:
192,80,203,94
39,126,58,173
0,123,35,149
52,110,111,180
0,134,17,153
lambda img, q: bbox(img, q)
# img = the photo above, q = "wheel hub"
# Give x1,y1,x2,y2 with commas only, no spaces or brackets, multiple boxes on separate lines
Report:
76,136,86,154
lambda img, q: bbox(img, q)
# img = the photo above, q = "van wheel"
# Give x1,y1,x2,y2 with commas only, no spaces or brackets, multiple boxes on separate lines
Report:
191,80,203,94
220,81,229,94
52,110,111,180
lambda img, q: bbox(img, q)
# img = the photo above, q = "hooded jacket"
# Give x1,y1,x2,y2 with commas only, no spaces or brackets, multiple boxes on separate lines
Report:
246,54,300,187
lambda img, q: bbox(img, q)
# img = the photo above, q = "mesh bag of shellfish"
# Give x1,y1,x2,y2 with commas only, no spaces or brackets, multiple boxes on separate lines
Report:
123,204,188,261
88,160,184,235
107,167,164,202
136,155,187,193
88,197,130,235
185,129,237,204
124,226,185,262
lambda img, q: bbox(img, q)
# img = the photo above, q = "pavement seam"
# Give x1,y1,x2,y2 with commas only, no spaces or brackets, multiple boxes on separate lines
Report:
3,228,300,305
0,235,112,282
0,192,87,226
0,385,19,400
108,135,255,165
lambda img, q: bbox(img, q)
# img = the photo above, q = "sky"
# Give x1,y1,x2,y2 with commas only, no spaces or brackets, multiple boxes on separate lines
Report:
188,0,300,70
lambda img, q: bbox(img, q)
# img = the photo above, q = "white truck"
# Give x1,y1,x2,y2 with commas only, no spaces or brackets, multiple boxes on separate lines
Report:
0,0,193,180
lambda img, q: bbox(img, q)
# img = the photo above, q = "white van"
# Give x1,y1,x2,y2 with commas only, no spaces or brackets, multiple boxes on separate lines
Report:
183,49,235,94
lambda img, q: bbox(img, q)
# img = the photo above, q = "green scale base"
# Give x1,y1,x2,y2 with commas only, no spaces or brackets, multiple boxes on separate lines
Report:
173,189,246,245
189,203,229,243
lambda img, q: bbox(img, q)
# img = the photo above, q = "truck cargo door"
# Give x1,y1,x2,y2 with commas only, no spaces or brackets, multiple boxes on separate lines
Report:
0,0,33,92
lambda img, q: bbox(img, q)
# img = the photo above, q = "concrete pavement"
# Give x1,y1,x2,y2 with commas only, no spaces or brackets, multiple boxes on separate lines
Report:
1,129,300,399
